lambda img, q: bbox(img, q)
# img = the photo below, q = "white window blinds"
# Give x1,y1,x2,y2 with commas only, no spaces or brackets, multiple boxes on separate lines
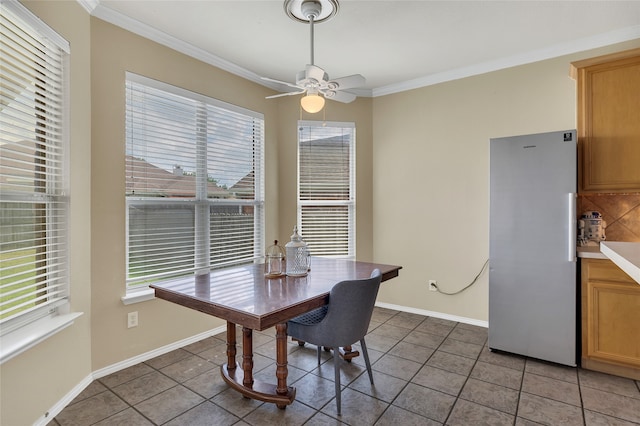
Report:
0,1,70,330
298,121,355,258
125,73,264,290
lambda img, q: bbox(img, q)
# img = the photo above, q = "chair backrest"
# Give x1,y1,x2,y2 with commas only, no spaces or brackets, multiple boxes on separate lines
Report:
319,269,382,348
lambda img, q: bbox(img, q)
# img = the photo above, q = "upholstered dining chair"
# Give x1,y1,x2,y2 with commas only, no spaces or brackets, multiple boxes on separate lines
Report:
287,269,382,415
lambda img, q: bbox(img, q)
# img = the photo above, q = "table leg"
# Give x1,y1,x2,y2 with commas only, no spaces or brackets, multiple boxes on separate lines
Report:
226,322,237,370
220,325,295,407
275,323,289,408
242,327,253,387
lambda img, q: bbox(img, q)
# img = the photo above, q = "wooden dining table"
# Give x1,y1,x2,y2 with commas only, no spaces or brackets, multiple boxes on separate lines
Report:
150,257,402,408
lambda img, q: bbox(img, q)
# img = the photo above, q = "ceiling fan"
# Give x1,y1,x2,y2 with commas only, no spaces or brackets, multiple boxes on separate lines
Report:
261,0,366,113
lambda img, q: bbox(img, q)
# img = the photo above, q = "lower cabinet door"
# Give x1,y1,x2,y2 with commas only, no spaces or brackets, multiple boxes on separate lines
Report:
582,259,640,379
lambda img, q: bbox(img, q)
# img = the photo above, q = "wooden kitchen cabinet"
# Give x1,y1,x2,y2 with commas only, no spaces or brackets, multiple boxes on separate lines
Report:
572,48,640,193
581,258,640,379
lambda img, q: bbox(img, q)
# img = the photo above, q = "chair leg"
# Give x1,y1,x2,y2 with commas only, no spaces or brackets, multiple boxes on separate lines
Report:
333,349,342,415
360,338,374,385
317,346,321,365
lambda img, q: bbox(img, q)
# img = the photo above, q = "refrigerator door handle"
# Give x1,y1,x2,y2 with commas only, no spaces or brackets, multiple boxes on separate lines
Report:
568,193,577,262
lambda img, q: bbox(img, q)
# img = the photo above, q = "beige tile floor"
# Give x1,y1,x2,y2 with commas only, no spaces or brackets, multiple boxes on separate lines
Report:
50,307,640,425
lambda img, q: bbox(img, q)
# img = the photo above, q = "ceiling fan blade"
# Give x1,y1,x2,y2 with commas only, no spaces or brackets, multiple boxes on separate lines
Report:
322,90,357,103
325,74,366,91
305,64,328,83
265,90,306,99
261,76,302,90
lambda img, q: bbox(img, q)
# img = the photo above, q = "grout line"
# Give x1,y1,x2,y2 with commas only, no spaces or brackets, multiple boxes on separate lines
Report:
56,308,640,425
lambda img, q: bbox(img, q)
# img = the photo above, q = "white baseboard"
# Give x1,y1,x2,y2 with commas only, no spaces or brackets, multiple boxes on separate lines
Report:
35,325,226,426
34,373,94,426
92,325,226,380
38,305,486,425
375,302,488,328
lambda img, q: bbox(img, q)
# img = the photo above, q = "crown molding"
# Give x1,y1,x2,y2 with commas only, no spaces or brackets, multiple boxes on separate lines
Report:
82,1,638,99
83,1,373,97
373,24,640,97
88,1,375,98
88,2,285,93
75,0,99,14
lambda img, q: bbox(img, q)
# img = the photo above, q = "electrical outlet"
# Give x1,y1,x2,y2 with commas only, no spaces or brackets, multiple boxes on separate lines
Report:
428,280,438,292
127,311,138,328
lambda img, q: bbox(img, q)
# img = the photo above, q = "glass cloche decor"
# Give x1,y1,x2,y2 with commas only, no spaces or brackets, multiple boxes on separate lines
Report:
285,226,310,277
264,240,285,278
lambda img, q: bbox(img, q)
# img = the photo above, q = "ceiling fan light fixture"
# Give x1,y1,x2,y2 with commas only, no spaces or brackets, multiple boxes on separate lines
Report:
300,93,325,113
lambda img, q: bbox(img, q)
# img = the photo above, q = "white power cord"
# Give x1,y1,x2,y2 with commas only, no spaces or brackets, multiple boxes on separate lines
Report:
432,259,489,295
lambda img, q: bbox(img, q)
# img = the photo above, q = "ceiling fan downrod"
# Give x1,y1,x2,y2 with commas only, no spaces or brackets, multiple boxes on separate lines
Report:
301,0,322,66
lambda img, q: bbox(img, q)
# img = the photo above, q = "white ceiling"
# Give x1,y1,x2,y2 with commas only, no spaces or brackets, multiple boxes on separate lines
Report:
83,1,640,97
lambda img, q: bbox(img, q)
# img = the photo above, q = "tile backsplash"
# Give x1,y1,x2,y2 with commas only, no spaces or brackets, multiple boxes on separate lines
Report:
579,194,640,242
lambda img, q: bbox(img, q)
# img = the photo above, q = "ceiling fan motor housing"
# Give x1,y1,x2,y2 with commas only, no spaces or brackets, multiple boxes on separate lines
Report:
296,69,328,87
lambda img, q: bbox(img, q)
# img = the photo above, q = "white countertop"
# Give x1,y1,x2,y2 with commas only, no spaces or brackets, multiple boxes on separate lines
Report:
600,242,640,285
577,246,607,259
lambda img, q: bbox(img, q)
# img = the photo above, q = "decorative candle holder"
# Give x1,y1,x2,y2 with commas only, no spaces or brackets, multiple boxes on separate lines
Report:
265,240,286,278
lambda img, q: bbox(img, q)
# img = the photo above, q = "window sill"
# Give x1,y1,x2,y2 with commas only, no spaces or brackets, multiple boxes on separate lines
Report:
0,312,83,365
121,288,156,305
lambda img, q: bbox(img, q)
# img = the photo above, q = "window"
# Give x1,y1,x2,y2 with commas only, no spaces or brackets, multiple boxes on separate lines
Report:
125,73,264,293
297,121,355,258
0,1,72,348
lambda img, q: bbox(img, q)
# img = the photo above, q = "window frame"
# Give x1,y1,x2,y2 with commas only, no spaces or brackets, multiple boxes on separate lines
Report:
124,73,265,299
0,0,81,365
297,120,356,259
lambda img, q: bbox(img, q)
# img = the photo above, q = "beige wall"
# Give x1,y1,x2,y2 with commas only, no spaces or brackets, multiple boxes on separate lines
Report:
89,17,285,369
89,0,375,382
373,40,640,322
275,97,374,261
1,2,93,425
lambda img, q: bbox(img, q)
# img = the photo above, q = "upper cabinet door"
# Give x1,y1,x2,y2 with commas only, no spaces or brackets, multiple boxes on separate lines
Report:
572,48,640,193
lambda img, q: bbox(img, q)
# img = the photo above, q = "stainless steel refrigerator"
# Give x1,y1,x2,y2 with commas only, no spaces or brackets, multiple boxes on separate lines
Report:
489,130,577,366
